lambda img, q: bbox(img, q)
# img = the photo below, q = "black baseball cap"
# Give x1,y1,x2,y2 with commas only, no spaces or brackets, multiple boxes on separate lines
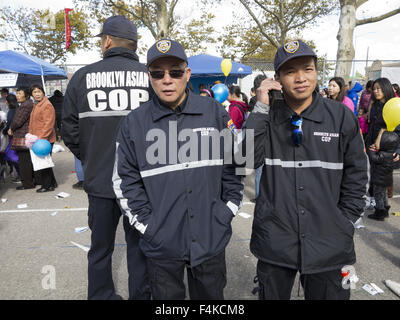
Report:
95,15,138,41
274,39,317,72
147,39,188,67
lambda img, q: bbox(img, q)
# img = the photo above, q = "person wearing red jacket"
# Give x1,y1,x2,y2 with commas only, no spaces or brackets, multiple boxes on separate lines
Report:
228,85,249,129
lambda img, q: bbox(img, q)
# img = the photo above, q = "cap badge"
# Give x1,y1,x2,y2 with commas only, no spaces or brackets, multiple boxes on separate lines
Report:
284,41,299,54
156,40,171,54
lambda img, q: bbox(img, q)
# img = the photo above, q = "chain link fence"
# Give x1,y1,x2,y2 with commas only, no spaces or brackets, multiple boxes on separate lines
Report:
46,59,400,97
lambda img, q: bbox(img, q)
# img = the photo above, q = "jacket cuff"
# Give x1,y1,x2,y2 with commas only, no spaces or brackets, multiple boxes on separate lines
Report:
253,101,270,114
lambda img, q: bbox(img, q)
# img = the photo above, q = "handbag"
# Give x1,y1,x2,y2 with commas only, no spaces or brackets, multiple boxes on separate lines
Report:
11,137,28,150
4,138,19,163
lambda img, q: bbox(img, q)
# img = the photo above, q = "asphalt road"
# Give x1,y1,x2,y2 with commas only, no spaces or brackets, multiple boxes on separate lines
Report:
0,144,399,300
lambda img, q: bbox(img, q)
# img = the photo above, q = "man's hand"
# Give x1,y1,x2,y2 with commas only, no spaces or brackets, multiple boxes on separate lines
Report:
256,78,282,106
7,129,12,136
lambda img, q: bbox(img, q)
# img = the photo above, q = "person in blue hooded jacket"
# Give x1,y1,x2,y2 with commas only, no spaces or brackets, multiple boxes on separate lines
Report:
347,81,363,116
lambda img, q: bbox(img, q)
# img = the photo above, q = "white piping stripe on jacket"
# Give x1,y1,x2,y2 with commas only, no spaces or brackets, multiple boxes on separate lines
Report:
112,142,148,234
140,159,224,178
265,158,344,170
79,110,131,119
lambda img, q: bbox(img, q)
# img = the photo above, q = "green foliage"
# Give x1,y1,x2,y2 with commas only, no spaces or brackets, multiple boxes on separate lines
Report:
0,6,93,63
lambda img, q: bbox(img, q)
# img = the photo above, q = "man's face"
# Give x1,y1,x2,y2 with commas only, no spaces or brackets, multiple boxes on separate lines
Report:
1,91,7,99
148,57,191,109
275,56,317,107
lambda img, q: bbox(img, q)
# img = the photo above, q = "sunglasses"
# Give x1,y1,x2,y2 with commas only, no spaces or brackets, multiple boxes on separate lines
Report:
149,69,186,79
291,115,303,146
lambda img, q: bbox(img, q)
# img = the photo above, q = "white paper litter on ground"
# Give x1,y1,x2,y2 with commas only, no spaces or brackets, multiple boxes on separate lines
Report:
52,144,65,153
75,226,88,233
1,198,7,203
17,203,28,209
51,211,58,216
362,283,383,295
55,192,70,199
370,283,384,294
238,212,252,219
70,241,90,252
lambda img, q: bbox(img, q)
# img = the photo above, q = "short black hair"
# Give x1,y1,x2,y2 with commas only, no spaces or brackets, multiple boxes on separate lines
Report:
6,93,18,109
16,87,30,99
30,84,45,95
1,88,9,94
102,34,137,52
253,74,267,91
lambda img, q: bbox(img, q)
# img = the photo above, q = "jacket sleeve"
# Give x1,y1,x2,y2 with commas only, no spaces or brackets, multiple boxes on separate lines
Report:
338,111,368,224
240,101,270,169
10,103,31,131
62,77,80,159
112,116,153,238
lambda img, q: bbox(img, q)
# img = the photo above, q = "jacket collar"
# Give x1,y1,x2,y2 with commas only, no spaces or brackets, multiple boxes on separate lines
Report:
103,47,139,61
274,92,323,124
151,89,203,122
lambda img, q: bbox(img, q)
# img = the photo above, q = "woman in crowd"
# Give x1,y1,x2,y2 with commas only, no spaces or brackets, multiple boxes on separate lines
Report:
227,85,248,129
29,84,57,192
327,77,355,112
9,88,36,190
366,78,396,203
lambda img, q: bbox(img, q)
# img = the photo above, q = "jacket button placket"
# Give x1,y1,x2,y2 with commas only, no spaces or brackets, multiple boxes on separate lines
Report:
294,146,307,271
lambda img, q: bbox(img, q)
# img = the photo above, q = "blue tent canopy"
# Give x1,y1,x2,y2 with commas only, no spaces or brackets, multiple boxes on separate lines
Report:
0,50,67,88
187,54,252,93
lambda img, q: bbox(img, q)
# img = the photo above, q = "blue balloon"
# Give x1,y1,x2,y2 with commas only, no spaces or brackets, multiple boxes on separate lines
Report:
211,83,229,103
32,139,52,157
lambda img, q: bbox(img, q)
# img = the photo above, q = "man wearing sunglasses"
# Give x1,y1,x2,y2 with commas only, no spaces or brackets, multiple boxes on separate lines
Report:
244,40,368,300
113,39,243,299
62,15,152,300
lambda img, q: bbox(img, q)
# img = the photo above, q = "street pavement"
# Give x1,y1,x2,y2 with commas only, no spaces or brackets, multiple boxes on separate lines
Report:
0,143,399,300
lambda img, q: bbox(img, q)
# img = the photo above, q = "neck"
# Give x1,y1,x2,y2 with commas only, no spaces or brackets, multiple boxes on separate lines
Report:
284,93,313,114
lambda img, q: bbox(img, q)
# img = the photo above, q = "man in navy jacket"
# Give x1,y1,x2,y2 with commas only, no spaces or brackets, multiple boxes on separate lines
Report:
113,39,243,299
63,16,151,300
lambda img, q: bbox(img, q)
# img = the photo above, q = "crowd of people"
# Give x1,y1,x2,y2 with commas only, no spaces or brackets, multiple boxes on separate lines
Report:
1,14,400,301
0,86,84,191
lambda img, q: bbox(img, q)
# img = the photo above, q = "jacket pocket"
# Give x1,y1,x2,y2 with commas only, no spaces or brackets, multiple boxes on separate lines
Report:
213,199,234,226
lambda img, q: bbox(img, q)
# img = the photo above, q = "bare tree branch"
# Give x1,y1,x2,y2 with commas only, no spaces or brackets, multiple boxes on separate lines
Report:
238,0,280,47
356,7,400,26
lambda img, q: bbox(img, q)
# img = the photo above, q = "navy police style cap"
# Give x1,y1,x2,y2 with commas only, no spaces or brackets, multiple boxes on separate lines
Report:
95,15,138,42
274,39,317,72
147,39,188,67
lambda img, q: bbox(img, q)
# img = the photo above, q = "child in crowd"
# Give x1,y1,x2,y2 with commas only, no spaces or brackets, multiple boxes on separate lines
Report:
358,108,368,141
367,129,400,221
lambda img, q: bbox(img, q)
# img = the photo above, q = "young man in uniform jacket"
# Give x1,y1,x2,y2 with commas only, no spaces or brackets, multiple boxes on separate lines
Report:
62,15,152,300
243,40,368,300
112,39,243,300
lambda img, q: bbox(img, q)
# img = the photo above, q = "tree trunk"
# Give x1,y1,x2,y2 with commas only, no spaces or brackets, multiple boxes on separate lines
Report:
155,0,168,39
335,2,356,81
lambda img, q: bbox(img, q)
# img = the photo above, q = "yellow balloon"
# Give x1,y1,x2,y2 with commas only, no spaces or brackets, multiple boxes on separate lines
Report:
383,97,400,131
221,59,232,77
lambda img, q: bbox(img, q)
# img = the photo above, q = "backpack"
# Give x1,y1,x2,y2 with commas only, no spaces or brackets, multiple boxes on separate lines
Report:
231,103,248,129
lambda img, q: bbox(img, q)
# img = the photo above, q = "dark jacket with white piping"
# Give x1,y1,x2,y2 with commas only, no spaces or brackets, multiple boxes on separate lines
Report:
62,47,152,198
245,93,368,274
113,90,243,267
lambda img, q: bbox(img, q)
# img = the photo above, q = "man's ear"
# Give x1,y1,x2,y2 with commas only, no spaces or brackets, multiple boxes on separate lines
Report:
274,73,281,83
104,35,113,51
